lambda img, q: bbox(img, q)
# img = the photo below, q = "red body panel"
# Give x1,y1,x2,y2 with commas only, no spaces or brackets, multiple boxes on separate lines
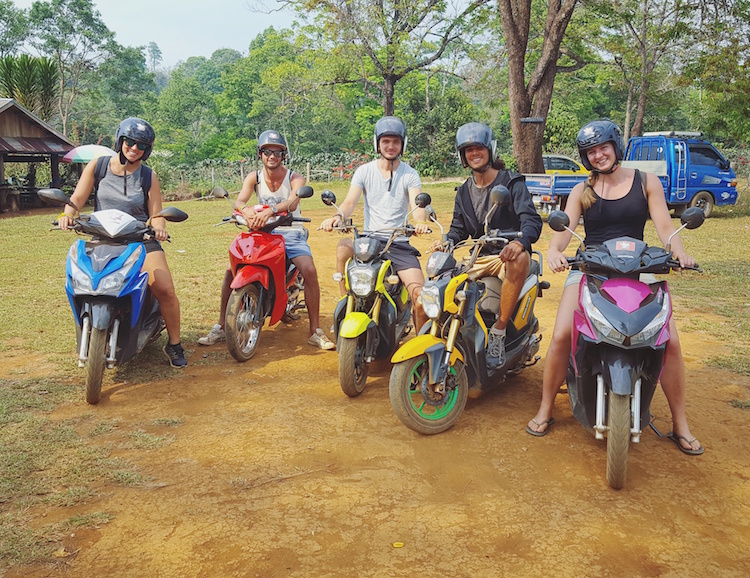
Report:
228,230,292,326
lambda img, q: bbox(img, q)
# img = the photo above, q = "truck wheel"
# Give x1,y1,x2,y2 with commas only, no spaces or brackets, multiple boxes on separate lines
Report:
689,191,714,218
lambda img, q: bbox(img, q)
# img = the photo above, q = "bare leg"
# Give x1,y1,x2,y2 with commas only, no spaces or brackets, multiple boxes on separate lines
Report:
336,239,353,295
143,251,181,345
292,255,321,335
398,267,427,331
660,317,701,451
527,282,578,434
494,252,530,331
218,269,233,328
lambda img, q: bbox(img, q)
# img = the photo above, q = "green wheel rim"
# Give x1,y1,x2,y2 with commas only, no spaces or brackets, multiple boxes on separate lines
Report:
407,358,459,420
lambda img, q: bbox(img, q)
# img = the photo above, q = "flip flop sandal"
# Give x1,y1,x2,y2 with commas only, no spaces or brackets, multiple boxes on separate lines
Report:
667,432,704,456
526,417,555,437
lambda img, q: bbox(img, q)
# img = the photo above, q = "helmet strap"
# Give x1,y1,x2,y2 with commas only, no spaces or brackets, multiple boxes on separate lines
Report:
595,160,620,175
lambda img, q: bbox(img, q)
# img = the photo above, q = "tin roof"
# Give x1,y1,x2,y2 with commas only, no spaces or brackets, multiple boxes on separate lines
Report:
0,136,73,155
0,98,75,156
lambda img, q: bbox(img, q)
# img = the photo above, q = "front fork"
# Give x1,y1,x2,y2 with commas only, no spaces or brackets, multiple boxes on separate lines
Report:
594,374,642,442
432,299,466,391
78,316,120,370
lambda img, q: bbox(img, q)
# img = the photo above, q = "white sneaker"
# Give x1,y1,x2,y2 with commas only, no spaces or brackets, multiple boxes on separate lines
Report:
487,328,506,367
308,328,336,350
198,324,225,346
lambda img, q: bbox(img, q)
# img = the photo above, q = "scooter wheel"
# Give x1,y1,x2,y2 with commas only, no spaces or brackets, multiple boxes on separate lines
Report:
389,356,468,435
86,328,107,405
338,335,368,397
606,392,630,489
226,285,262,362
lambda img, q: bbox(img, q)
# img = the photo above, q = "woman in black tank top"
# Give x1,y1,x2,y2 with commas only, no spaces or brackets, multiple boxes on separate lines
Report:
526,120,703,454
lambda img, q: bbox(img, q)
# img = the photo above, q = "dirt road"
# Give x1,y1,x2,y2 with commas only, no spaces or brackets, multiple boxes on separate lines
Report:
5,219,750,577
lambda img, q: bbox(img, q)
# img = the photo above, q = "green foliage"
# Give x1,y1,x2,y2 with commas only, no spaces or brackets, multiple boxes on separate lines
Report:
0,0,29,57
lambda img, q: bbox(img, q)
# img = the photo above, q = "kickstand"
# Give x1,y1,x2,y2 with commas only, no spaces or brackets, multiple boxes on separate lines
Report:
648,413,667,438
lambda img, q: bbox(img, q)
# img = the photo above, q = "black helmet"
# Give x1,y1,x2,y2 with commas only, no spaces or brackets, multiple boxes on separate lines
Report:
374,116,407,154
114,117,155,161
576,119,624,171
456,122,498,168
257,130,287,156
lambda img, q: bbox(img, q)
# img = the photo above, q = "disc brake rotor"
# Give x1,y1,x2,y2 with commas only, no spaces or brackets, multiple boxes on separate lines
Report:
420,374,450,407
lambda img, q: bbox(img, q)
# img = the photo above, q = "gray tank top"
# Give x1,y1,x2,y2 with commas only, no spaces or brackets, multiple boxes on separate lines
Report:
96,163,149,222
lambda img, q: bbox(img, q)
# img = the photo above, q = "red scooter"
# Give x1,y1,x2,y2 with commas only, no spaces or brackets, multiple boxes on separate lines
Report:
213,186,314,362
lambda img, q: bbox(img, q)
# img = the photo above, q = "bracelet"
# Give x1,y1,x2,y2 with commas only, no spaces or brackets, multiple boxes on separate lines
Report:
57,212,69,220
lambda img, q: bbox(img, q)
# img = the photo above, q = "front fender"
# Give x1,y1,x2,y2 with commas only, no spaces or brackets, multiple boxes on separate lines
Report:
231,266,269,291
391,334,464,384
89,301,114,330
339,311,373,338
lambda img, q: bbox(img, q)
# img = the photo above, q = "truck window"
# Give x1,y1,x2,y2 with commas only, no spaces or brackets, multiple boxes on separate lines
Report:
688,145,723,167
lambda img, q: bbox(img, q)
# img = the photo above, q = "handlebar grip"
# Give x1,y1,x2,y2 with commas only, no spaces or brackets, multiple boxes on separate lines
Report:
294,217,311,223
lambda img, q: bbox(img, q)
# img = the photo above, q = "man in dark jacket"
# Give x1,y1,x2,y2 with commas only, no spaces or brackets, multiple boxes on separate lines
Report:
438,122,542,366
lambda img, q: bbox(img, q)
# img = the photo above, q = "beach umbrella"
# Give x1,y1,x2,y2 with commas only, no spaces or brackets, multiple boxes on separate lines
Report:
62,144,116,163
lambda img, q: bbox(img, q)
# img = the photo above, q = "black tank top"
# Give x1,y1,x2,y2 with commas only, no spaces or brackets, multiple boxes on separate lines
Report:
583,170,648,246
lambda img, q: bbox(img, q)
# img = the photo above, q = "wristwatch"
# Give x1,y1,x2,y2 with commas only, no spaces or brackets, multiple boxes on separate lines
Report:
271,206,279,215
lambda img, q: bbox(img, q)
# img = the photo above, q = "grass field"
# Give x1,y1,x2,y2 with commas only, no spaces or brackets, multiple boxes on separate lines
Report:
0,181,748,568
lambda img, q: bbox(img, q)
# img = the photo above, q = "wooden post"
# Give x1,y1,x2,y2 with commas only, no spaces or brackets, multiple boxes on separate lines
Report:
211,167,215,187
240,162,244,182
306,162,310,183
180,170,185,187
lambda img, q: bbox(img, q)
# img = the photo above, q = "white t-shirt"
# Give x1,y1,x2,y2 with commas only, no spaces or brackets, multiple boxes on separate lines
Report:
351,159,421,239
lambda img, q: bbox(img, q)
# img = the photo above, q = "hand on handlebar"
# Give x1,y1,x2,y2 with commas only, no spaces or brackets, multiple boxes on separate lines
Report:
414,222,431,236
547,248,571,274
153,227,168,242
58,214,74,230
671,248,696,269
320,214,342,232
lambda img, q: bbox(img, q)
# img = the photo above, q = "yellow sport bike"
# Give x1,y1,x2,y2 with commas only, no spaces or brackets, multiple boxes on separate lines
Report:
389,186,548,434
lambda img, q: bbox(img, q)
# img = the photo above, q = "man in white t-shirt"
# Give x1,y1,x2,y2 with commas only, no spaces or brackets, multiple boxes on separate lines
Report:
320,116,430,329
199,130,335,350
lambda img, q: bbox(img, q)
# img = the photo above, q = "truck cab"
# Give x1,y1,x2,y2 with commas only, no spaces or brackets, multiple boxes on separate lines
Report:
624,132,738,217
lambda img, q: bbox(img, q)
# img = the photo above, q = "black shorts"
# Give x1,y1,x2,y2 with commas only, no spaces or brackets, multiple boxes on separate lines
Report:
144,239,163,253
384,241,421,272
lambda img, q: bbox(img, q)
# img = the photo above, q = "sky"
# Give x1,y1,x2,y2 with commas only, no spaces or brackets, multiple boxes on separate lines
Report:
12,0,295,68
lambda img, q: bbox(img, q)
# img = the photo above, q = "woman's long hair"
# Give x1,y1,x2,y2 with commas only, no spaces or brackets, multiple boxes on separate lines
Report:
581,171,599,210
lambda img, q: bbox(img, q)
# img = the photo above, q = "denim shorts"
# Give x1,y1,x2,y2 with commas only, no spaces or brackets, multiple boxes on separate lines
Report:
278,228,312,260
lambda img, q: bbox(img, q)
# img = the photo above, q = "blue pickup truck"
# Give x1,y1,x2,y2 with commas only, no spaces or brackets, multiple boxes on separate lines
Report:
527,132,739,217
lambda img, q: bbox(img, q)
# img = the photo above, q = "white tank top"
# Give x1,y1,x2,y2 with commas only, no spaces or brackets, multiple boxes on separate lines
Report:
256,168,302,229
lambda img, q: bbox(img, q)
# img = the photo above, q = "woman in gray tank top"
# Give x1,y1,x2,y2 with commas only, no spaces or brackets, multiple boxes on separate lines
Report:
58,118,188,368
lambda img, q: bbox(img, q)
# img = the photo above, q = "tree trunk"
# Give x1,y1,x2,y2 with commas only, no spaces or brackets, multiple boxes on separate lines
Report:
497,0,579,174
383,76,396,116
631,74,650,137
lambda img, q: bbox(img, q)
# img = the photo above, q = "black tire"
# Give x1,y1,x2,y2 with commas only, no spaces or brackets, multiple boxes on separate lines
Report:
689,191,714,218
338,335,368,397
281,272,304,324
225,285,262,362
606,392,631,490
389,356,468,435
86,328,107,405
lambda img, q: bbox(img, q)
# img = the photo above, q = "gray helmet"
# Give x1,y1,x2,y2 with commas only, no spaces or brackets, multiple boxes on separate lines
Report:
114,117,155,161
576,119,624,171
257,130,287,156
456,122,498,168
373,116,407,154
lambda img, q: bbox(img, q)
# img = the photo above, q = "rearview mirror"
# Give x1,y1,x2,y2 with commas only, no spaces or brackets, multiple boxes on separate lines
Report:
548,210,570,232
490,185,511,207
425,205,437,221
415,192,432,208
321,190,336,206
680,207,705,230
296,185,314,199
37,188,73,207
154,207,189,222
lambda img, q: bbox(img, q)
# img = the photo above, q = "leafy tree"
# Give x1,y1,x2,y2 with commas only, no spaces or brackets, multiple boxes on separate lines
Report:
147,42,162,71
28,0,114,136
0,0,29,57
283,0,491,115
0,54,58,121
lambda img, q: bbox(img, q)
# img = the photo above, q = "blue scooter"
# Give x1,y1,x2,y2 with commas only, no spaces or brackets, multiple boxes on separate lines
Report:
40,188,188,404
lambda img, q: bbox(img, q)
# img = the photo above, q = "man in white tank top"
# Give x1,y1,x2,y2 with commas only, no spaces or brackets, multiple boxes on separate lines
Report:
198,130,335,350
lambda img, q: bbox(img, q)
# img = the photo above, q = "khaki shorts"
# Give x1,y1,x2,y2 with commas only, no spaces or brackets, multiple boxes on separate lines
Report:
466,254,507,281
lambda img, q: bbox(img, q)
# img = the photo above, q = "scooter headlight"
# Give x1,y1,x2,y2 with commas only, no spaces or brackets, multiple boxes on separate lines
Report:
420,283,442,319
631,290,671,346
581,284,625,344
68,244,93,293
348,265,376,297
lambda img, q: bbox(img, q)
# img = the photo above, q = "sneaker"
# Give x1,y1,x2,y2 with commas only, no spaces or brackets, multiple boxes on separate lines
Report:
308,328,336,350
197,324,225,346
164,342,188,368
487,328,506,368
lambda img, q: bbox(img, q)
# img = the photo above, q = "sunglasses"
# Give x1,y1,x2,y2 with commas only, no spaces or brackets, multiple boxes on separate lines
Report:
260,149,285,158
124,137,149,151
